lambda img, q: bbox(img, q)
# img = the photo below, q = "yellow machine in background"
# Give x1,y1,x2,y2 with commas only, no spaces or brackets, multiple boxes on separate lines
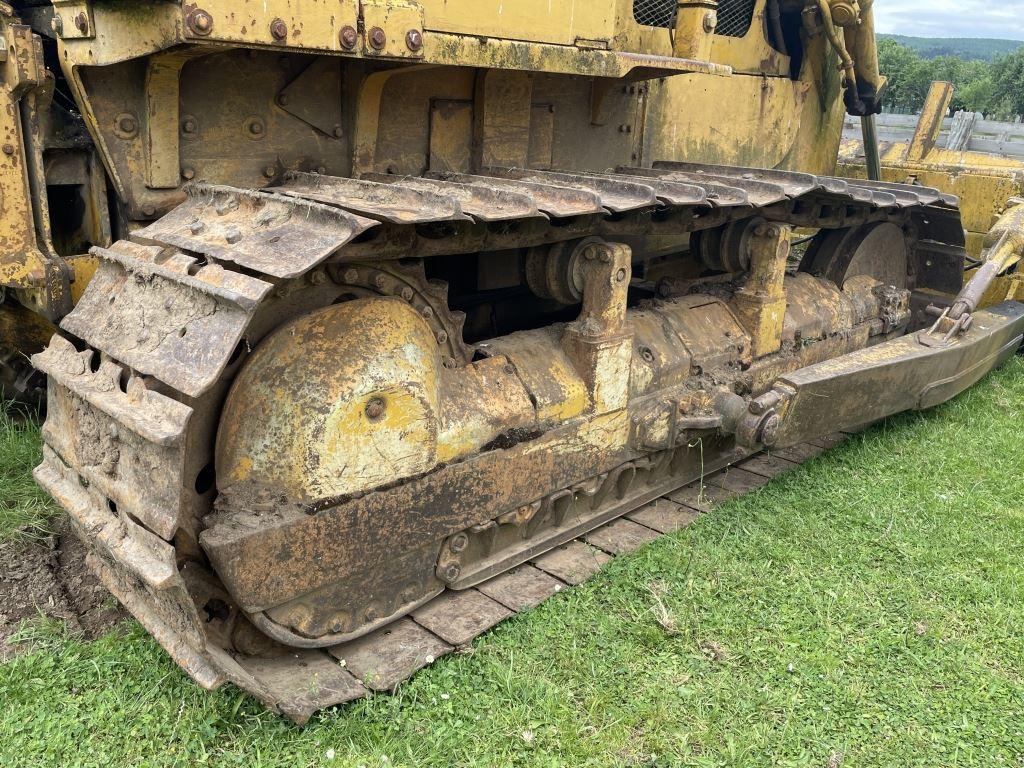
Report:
839,80,1024,305
3,0,1023,721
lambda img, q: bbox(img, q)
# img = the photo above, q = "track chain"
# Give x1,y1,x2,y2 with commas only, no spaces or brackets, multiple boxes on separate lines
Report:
32,163,961,722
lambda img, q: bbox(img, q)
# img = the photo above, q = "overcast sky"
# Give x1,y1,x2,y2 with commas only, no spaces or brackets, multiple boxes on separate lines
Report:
873,0,1024,40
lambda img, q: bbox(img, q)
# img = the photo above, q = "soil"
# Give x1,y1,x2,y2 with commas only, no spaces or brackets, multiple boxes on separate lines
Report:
0,517,127,660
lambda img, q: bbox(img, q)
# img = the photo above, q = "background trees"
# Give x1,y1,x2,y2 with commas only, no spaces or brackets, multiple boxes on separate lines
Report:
876,37,1024,119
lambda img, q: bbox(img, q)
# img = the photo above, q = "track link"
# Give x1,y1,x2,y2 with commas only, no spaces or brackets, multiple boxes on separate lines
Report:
33,164,964,722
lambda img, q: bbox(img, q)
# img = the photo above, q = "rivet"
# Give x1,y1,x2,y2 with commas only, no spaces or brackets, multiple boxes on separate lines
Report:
186,9,214,36
224,226,242,244
365,397,386,421
368,26,386,50
263,165,277,179
405,29,423,51
181,118,198,135
142,204,156,217
117,114,139,137
1,144,14,156
181,167,195,180
449,533,469,553
339,25,358,50
332,125,343,138
436,330,448,344
188,220,205,234
269,18,288,41
400,287,414,301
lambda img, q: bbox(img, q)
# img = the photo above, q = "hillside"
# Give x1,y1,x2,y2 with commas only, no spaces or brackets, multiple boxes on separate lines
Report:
878,34,1023,61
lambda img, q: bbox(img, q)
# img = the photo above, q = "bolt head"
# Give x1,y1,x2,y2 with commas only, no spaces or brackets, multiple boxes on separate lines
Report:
117,115,139,136
703,11,717,32
181,167,195,180
74,12,89,33
758,413,780,447
270,18,288,41
441,563,461,583
141,204,156,217
368,26,386,50
405,28,423,51
181,118,197,134
450,533,469,553
52,15,64,35
365,396,386,421
616,267,627,282
339,25,358,49
187,9,214,36
263,165,277,179
1,144,14,156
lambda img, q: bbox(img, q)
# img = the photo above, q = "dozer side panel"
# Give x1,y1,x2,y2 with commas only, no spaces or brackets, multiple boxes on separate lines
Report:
647,17,845,174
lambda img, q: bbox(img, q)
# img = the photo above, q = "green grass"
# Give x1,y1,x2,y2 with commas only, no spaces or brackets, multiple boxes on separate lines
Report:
0,405,53,541
2,359,1023,767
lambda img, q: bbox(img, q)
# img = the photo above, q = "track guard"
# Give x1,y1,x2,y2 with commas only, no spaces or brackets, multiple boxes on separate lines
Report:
737,302,1024,449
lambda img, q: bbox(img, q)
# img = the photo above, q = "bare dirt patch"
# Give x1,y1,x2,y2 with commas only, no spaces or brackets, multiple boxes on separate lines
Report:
0,517,127,659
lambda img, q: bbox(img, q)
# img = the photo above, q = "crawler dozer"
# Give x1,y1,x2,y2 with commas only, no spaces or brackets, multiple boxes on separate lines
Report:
3,0,1023,721
839,80,1024,306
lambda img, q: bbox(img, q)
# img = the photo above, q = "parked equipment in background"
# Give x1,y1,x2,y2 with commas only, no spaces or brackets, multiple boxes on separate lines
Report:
839,81,1024,305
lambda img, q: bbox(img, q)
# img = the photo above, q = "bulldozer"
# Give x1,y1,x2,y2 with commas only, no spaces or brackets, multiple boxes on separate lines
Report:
3,0,1023,722
838,80,1024,306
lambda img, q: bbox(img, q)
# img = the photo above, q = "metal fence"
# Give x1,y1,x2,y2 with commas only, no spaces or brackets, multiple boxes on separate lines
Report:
842,112,1024,160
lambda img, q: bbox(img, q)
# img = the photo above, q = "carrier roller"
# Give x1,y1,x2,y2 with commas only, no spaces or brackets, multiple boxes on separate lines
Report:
33,163,1024,722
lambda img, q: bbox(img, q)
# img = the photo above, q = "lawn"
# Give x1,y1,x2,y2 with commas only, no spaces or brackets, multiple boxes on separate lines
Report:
1,357,1023,768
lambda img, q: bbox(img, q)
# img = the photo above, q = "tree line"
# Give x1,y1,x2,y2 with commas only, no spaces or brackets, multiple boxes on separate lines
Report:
877,38,1024,120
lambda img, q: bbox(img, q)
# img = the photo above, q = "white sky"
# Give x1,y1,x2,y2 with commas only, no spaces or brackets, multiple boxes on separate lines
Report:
873,0,1024,40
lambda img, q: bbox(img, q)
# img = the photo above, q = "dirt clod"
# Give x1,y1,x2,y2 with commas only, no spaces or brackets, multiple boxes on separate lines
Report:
0,518,127,659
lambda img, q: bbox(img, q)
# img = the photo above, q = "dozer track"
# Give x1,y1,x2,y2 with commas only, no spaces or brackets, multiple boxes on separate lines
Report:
32,164,1024,723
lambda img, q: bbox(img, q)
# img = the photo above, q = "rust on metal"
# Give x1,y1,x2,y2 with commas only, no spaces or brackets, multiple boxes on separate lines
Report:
12,0,1023,723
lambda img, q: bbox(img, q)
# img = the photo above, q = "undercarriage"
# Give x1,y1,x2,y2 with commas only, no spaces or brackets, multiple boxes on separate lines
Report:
32,163,1024,721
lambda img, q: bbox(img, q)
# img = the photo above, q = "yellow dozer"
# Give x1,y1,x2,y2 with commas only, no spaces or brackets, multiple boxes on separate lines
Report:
839,80,1024,306
3,0,1023,721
